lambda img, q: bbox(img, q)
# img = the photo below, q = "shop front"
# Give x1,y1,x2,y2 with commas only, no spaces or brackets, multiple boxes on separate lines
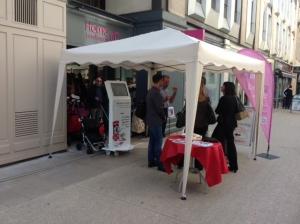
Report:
293,66,300,94
66,6,135,82
274,60,297,108
66,7,141,146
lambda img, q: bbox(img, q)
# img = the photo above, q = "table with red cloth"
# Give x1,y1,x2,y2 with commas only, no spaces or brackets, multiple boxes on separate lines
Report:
160,135,229,187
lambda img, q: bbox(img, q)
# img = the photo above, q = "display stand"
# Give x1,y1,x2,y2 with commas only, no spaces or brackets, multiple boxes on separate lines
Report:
167,106,175,136
104,81,134,155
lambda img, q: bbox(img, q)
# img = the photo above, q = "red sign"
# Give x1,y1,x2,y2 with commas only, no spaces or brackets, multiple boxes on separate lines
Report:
183,29,205,40
85,21,121,42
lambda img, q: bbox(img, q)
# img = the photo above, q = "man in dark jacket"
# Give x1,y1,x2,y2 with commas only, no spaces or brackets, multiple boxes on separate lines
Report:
146,73,165,171
283,85,293,109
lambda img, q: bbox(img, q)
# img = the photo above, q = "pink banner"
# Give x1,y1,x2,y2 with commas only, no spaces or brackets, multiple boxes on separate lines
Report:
235,49,274,144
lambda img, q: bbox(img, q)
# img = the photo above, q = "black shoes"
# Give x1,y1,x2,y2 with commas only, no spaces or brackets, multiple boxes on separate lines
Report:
148,161,165,172
148,161,156,168
228,166,238,173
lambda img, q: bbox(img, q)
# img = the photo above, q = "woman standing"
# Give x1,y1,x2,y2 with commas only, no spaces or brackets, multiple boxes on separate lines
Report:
212,82,238,173
194,77,216,137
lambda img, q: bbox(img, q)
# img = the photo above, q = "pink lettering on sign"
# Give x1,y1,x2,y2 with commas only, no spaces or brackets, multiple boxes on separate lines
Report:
85,21,121,42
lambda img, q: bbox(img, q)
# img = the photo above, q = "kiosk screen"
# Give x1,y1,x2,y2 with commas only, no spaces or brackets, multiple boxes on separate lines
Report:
111,83,128,96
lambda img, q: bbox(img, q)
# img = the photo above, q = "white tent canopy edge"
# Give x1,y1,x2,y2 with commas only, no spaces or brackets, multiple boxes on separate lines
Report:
51,28,265,199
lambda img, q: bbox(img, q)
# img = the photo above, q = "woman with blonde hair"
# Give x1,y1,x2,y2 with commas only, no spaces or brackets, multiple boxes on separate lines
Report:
194,77,216,137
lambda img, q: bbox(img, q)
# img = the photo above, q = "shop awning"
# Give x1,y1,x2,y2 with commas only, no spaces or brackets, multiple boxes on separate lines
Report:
282,72,297,79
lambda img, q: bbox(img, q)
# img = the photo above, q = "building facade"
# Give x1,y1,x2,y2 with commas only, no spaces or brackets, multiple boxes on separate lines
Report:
255,0,299,105
107,0,300,107
0,0,67,165
294,2,300,94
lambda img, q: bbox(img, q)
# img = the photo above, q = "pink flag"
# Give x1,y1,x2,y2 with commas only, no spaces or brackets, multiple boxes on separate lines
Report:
235,49,274,144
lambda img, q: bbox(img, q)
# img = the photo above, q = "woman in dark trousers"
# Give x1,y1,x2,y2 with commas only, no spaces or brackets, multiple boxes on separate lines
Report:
212,82,238,173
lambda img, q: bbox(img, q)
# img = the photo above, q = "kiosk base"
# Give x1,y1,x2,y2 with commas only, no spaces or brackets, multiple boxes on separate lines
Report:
103,145,134,156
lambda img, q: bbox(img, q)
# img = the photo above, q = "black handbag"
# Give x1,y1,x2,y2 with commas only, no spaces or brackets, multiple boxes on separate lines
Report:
235,97,249,120
176,105,186,128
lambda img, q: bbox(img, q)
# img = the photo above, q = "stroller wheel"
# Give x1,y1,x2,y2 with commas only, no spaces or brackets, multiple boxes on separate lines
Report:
76,143,82,151
87,146,94,154
113,151,119,157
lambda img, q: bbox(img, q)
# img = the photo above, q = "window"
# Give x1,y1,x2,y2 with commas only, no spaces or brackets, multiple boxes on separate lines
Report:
278,23,283,54
14,0,37,25
234,0,241,24
285,30,288,56
276,23,280,52
262,10,267,41
224,0,229,19
250,0,256,33
283,28,286,55
211,0,218,11
262,6,272,47
267,14,272,47
189,0,206,19
77,0,105,10
287,31,291,58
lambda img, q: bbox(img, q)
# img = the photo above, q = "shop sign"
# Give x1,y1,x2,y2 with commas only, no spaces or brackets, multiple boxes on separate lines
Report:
67,8,133,47
85,21,121,42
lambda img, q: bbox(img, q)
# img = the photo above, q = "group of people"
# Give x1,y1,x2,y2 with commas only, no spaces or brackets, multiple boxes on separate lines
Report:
67,74,108,116
146,72,240,173
67,74,108,135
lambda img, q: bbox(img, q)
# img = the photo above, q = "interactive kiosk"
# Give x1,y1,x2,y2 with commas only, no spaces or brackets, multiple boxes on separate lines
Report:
104,81,134,155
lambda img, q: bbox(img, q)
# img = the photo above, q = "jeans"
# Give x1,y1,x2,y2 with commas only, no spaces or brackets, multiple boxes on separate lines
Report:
148,126,163,166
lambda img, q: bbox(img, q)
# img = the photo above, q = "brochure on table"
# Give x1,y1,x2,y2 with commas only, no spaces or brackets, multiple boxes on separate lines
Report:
104,81,134,152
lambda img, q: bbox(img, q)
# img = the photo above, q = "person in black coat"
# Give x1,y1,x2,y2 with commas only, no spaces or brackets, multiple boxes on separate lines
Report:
87,76,108,121
212,82,238,173
283,85,293,109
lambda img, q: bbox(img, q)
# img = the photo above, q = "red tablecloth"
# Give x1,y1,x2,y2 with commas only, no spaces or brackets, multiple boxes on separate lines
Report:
160,135,229,187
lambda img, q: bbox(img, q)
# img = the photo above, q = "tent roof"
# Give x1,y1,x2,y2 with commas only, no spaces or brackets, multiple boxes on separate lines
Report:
61,29,265,73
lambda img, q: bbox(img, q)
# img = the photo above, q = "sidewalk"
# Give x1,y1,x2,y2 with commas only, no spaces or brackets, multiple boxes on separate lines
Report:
0,111,299,224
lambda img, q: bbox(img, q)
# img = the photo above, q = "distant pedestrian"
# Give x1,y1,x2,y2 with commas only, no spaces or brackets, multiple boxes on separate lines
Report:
160,75,177,137
212,82,238,173
146,73,166,171
283,85,293,109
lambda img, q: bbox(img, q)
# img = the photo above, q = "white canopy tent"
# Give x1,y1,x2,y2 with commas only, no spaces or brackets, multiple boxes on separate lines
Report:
51,28,265,199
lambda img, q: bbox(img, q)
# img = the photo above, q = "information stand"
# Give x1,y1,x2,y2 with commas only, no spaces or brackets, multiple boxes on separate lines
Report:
104,81,134,155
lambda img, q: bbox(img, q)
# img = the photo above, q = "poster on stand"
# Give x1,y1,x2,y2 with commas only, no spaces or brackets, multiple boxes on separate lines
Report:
112,100,131,147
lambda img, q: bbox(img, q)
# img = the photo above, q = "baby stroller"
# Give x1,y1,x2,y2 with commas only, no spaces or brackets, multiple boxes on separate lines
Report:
67,94,88,145
77,105,108,154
